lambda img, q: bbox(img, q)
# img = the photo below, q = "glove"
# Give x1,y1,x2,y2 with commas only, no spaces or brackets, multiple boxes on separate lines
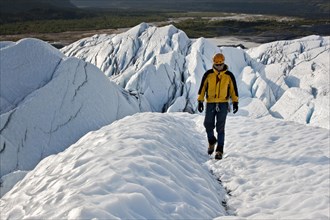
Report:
198,102,204,113
233,102,238,114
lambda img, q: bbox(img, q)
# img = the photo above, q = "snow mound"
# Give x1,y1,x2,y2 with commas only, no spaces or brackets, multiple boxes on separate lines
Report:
0,38,64,114
0,38,150,178
0,113,227,219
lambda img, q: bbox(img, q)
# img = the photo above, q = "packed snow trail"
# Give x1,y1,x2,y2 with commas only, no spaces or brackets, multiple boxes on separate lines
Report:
207,115,330,220
1,112,329,219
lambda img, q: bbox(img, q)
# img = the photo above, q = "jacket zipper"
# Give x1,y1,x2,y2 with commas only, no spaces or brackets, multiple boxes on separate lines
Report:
217,74,221,98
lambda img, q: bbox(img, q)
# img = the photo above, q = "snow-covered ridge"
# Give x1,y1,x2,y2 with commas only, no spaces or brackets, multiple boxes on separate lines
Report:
0,113,227,219
0,38,150,179
61,23,330,129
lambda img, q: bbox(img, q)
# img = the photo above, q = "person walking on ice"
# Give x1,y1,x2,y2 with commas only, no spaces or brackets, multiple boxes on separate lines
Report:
197,53,239,160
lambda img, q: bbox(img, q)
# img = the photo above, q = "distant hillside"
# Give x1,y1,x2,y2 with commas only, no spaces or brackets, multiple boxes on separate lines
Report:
0,0,76,13
0,0,328,40
0,0,94,23
72,0,330,19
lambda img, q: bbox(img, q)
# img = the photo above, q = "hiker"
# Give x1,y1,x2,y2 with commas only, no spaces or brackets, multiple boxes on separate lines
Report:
197,53,239,160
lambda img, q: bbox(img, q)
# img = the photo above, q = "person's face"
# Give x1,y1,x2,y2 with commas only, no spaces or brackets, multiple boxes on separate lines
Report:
214,63,224,71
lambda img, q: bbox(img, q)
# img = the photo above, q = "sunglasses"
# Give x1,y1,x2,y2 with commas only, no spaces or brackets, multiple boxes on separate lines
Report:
214,63,224,66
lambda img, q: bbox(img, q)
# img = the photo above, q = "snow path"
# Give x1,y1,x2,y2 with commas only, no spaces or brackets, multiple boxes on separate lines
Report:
1,112,329,219
207,116,330,219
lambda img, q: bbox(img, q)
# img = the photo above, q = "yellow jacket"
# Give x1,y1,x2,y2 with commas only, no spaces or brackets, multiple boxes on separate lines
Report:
198,65,239,103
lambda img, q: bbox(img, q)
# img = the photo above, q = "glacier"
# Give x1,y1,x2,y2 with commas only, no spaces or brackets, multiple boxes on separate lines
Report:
0,23,329,198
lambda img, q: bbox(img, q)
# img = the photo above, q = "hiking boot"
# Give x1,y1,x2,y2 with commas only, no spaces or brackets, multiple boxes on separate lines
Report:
215,151,223,160
208,143,215,155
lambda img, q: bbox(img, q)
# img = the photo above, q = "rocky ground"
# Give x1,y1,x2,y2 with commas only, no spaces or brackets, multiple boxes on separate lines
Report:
0,25,275,49
0,28,128,48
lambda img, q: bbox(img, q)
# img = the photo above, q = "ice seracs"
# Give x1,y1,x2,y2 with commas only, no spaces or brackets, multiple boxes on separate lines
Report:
248,35,330,128
61,24,330,129
62,23,191,112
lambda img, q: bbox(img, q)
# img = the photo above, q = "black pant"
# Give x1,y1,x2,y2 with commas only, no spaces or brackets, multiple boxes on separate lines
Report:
203,103,228,153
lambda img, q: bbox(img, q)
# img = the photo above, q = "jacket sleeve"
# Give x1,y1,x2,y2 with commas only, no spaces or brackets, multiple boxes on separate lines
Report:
229,72,239,103
197,73,208,102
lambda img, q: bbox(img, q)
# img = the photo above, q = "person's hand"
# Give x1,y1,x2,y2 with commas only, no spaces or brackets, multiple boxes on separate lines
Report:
233,102,238,114
198,102,204,113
